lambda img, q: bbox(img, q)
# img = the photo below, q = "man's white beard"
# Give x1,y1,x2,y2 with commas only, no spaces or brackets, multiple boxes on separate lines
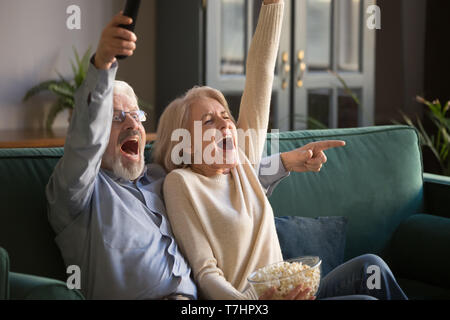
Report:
105,152,145,181
113,156,145,181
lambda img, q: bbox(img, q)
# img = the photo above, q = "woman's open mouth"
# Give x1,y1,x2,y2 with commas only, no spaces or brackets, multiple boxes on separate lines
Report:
217,136,235,152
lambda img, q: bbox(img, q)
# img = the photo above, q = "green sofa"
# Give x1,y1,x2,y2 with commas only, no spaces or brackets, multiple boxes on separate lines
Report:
0,125,449,300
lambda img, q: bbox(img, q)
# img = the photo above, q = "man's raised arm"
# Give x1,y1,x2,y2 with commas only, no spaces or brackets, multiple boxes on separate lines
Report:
46,13,137,234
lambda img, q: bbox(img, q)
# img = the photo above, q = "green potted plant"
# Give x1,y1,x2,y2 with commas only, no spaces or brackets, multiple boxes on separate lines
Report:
23,46,92,131
23,46,153,131
400,97,450,176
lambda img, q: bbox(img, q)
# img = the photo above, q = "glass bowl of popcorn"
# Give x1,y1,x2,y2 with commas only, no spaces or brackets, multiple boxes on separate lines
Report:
248,256,322,300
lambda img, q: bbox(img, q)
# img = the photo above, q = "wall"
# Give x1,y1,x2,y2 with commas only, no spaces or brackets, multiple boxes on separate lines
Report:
375,0,427,125
0,0,156,131
424,0,450,104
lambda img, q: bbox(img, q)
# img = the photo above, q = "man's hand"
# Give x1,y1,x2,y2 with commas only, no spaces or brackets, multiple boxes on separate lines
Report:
280,140,346,173
94,11,138,70
259,285,316,300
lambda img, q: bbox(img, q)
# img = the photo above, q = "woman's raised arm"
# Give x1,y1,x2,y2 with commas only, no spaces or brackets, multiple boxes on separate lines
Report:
236,0,284,167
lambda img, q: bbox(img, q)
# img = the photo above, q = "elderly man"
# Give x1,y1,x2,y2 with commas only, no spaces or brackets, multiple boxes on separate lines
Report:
45,11,320,300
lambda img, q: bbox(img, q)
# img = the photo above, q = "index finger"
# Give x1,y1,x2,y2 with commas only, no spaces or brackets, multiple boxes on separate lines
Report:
311,140,346,152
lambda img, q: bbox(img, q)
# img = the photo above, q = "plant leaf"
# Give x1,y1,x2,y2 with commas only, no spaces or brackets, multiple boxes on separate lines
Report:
54,75,76,94
399,112,414,127
307,116,329,129
417,96,436,111
48,84,74,99
73,48,89,88
55,71,75,91
81,46,92,72
416,116,442,164
442,146,449,162
73,46,81,68
295,114,328,129
71,60,78,79
55,71,67,83
328,69,361,108
23,80,62,102
444,101,450,115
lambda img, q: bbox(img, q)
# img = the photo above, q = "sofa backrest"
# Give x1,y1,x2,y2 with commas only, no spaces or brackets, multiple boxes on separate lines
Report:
266,125,425,260
0,148,66,280
0,125,424,280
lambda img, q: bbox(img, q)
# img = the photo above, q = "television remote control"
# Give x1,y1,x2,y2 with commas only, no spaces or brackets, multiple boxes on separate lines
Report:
116,0,141,60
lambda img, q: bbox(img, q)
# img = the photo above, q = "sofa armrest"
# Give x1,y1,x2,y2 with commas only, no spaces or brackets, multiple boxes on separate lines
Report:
424,173,450,218
0,248,10,300
9,272,84,300
388,214,450,289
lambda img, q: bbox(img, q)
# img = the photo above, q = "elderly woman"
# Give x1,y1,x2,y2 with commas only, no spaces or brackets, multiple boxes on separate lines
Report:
153,0,332,300
154,0,316,300
153,0,290,300
153,0,407,301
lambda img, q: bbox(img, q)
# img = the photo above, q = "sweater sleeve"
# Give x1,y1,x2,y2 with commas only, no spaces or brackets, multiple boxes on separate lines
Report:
163,172,254,300
236,3,284,168
258,153,290,197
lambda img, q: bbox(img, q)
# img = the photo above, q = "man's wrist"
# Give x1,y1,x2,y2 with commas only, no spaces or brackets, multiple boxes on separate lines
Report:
93,53,112,70
280,152,291,172
91,54,117,71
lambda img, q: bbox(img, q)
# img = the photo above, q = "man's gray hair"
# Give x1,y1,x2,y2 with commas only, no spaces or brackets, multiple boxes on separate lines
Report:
114,80,139,106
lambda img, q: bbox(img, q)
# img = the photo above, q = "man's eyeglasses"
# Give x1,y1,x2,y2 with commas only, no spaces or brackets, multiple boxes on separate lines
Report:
112,110,147,123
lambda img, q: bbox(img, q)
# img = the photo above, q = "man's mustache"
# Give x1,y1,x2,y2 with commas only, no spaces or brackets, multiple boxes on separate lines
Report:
118,130,142,145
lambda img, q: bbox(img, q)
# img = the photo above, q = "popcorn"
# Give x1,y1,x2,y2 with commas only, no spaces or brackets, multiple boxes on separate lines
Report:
248,259,321,300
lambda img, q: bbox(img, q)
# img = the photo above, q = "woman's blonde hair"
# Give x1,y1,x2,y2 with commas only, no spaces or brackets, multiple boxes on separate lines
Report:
153,86,235,173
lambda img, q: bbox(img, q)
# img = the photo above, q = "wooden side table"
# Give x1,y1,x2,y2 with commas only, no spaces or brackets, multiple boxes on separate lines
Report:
0,128,157,149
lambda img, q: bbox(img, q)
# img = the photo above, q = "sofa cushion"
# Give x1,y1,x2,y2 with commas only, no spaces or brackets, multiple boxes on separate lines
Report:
275,216,348,276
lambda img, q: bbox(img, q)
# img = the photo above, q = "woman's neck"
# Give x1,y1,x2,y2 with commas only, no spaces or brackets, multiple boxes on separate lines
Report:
190,165,232,177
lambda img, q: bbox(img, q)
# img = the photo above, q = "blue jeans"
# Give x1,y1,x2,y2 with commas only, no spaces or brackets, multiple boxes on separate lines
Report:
317,254,408,300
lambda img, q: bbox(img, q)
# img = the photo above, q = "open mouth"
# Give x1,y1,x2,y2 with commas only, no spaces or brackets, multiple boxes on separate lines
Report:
120,138,140,159
218,136,235,151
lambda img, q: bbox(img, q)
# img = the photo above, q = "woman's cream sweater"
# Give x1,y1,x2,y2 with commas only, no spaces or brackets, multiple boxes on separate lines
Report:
163,2,284,300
